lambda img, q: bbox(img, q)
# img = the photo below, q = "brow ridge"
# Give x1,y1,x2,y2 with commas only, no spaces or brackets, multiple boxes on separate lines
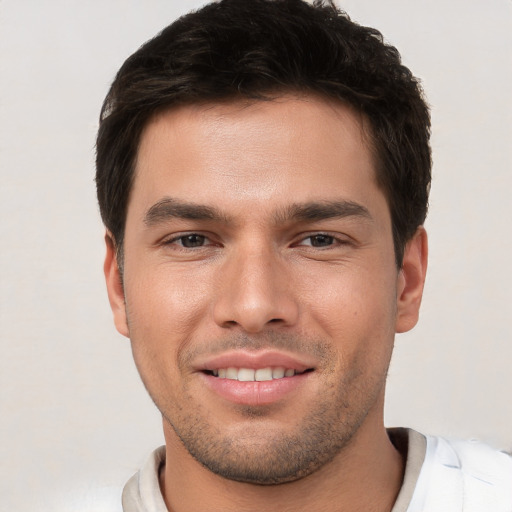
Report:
143,197,371,227
274,200,372,224
144,197,231,226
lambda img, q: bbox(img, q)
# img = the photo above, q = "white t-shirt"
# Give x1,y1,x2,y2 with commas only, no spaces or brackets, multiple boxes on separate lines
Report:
122,429,512,512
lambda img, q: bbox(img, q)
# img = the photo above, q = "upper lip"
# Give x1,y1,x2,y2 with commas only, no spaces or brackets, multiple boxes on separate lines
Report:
194,350,317,373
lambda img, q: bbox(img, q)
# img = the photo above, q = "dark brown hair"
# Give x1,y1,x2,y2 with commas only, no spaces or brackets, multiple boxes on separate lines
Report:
96,0,431,266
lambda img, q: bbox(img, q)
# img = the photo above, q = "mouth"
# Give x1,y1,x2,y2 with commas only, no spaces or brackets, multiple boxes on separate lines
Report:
203,367,314,381
196,351,317,406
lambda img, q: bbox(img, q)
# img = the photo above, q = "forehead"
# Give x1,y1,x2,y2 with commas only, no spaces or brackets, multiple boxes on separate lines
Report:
130,95,385,222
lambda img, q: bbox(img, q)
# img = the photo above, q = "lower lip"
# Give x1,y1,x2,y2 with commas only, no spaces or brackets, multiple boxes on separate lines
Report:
200,372,312,406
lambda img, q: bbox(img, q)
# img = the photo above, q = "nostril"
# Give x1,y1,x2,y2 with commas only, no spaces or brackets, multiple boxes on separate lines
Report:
212,284,300,332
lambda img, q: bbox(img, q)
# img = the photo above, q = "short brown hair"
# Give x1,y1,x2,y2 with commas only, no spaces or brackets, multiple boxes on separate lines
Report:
96,0,431,266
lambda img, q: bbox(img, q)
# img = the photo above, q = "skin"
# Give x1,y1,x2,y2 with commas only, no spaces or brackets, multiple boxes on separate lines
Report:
105,95,427,512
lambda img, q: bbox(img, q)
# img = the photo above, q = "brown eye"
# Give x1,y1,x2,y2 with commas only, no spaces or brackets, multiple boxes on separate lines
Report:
179,234,207,248
308,234,335,247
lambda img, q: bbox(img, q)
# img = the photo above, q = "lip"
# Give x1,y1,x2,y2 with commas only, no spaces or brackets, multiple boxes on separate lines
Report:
200,371,312,406
195,349,317,373
195,350,316,406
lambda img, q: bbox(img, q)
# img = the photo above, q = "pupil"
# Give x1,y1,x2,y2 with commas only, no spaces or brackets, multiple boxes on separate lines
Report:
311,235,333,247
182,235,205,248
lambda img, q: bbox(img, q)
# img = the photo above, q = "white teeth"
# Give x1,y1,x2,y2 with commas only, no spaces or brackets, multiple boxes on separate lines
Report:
238,368,255,382
226,367,238,379
213,366,298,381
255,368,273,381
272,367,285,379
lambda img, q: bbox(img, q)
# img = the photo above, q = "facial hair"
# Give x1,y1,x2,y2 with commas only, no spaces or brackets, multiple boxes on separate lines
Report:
142,332,389,485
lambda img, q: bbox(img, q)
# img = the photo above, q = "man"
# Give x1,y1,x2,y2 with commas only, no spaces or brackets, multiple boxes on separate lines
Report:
96,0,512,510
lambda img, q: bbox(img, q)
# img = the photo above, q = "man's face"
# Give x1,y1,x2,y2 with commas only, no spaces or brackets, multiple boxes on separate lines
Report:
105,95,425,484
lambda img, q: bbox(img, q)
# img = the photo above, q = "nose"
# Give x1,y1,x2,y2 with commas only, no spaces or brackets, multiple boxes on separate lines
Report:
212,245,300,333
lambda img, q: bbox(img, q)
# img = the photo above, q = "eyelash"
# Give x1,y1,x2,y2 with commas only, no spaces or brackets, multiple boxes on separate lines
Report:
297,233,338,248
163,233,214,249
162,232,349,250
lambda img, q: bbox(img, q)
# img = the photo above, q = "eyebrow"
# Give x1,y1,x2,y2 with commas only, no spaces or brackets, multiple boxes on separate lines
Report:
143,197,372,227
274,200,372,224
144,197,232,226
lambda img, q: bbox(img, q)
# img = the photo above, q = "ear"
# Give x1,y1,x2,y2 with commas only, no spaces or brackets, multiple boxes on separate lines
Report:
395,227,428,333
104,232,130,338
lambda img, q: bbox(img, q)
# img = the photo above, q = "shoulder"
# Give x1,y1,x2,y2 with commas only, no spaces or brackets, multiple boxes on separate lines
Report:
448,437,512,477
412,434,512,512
448,437,512,507
122,446,167,512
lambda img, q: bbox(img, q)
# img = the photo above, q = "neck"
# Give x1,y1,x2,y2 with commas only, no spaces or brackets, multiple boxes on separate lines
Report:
159,407,404,512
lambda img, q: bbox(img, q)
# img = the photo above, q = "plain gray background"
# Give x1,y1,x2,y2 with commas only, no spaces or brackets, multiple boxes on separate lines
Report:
1,1,511,510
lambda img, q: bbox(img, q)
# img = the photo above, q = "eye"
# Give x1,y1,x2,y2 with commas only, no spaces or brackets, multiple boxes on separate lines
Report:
301,234,336,247
168,234,209,248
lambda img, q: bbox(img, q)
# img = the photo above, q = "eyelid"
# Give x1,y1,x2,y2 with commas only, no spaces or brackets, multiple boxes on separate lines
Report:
158,230,352,249
161,231,217,248
294,231,351,246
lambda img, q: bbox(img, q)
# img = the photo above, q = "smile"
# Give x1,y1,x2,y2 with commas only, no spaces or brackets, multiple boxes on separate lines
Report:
196,350,317,404
206,367,310,381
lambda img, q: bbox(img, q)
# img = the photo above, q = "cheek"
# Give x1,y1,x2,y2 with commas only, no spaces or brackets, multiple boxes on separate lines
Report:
124,263,213,345
304,265,398,353
123,267,213,404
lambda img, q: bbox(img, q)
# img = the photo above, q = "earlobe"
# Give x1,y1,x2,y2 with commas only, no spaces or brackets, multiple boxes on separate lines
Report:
395,227,428,334
104,232,130,338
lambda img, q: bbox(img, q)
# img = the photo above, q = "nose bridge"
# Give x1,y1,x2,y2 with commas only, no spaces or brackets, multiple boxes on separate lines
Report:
213,239,298,332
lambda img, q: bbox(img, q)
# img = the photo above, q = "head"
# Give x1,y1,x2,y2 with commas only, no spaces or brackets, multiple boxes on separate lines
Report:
98,0,430,488
96,0,431,269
